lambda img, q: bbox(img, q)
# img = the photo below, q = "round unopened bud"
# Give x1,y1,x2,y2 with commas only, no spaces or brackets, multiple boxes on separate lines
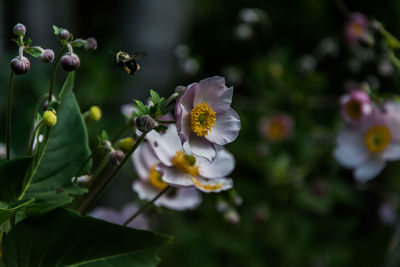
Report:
59,29,70,40
109,150,124,165
43,110,57,127
60,53,80,71
10,56,30,75
89,106,102,122
102,140,112,148
13,23,26,36
115,137,135,153
136,115,156,133
224,209,240,225
84,37,97,51
39,49,55,63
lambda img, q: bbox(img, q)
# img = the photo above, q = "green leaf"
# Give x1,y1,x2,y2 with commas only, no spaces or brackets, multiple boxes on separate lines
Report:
25,38,32,47
154,125,168,132
74,250,160,267
53,25,62,35
134,100,149,114
0,199,35,225
150,90,160,103
0,157,33,203
71,38,86,48
24,47,43,58
23,72,91,215
2,208,172,266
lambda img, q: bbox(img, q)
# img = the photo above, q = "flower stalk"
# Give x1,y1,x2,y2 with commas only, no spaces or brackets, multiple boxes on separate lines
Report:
5,70,15,160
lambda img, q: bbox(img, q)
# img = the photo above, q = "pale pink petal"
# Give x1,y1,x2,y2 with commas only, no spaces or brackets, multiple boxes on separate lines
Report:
132,180,160,201
157,164,194,187
382,143,400,161
192,176,233,193
176,102,191,144
205,108,241,145
334,128,368,168
132,142,159,180
354,157,386,182
146,125,182,166
188,133,216,161
197,148,235,178
120,104,138,118
193,76,233,113
157,187,202,210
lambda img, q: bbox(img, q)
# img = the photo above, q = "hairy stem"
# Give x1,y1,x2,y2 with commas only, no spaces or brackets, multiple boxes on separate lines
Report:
48,46,66,103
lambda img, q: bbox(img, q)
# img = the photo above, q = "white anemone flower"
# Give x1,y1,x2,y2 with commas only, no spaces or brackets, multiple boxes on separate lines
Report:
146,124,235,192
132,142,202,210
334,102,400,182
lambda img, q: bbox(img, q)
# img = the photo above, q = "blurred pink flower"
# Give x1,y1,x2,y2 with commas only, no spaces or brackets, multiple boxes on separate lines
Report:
90,203,149,230
340,90,372,124
147,124,235,193
345,12,369,45
175,76,241,161
259,114,293,142
334,102,400,181
132,142,202,210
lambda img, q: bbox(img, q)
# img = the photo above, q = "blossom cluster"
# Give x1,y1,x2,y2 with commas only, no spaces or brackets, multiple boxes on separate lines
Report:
125,77,241,210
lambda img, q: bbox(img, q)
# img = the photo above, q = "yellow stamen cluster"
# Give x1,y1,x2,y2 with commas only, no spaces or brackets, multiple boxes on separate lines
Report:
190,102,216,137
192,177,223,191
149,165,168,190
364,125,391,153
171,150,199,177
344,100,362,120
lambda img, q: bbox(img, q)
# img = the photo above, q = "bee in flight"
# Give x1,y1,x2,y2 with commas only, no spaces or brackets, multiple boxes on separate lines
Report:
113,51,147,76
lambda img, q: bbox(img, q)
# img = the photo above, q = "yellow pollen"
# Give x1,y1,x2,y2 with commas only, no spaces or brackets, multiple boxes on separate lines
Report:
266,120,285,142
345,100,362,120
364,125,391,153
191,177,223,191
190,102,216,137
171,150,199,177
149,165,168,190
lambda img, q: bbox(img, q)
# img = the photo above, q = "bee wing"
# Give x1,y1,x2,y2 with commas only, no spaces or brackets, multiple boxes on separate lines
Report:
131,52,148,59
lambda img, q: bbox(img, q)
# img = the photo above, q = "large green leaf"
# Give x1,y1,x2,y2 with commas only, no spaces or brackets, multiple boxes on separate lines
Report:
0,199,35,225
2,208,171,266
23,72,91,214
0,157,33,203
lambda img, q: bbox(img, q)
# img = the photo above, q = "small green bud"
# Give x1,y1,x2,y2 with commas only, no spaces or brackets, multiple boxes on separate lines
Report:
43,110,57,127
89,106,102,121
114,137,135,153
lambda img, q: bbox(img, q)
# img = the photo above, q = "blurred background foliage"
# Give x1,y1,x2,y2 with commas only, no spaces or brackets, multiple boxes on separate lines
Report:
2,0,400,266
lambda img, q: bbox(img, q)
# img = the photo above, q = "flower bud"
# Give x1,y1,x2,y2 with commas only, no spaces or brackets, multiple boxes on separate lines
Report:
13,23,26,36
43,110,57,127
224,209,240,225
59,29,70,40
39,49,55,63
88,106,102,122
84,37,97,51
340,89,372,124
136,115,156,133
60,53,80,71
103,140,112,148
108,150,125,165
10,56,30,75
114,137,135,153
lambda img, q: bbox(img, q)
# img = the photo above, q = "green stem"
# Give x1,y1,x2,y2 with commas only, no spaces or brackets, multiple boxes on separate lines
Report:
48,46,66,103
78,132,147,215
111,123,131,144
157,120,176,124
26,120,44,155
26,93,49,154
5,71,15,160
123,186,170,226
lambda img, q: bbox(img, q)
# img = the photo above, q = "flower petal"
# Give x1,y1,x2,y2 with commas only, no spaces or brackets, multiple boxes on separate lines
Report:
132,180,160,201
146,124,182,166
157,187,202,211
187,133,216,161
354,157,386,182
192,176,233,193
382,143,400,161
176,102,191,145
120,104,138,118
132,142,159,180
197,148,235,178
333,128,368,168
205,108,241,145
193,76,233,113
157,164,194,187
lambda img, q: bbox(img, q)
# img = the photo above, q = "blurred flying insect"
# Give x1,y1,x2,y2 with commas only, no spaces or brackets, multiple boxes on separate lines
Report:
112,51,147,76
